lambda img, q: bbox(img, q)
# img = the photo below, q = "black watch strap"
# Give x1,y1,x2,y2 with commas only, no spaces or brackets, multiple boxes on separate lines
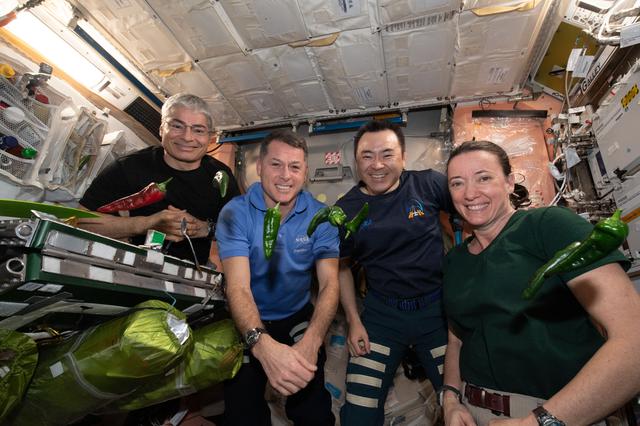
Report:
438,384,462,405
206,219,216,239
244,327,268,349
533,406,566,426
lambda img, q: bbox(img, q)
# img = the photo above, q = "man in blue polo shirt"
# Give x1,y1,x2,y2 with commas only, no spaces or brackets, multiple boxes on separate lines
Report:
215,129,339,426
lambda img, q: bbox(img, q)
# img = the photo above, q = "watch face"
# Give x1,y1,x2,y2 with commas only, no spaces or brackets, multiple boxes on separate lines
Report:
245,328,265,348
534,407,565,426
542,417,565,426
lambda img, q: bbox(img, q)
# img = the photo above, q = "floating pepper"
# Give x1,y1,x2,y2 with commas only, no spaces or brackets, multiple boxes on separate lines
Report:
306,206,347,237
97,178,172,213
344,202,369,239
213,170,229,198
522,209,629,299
263,202,281,259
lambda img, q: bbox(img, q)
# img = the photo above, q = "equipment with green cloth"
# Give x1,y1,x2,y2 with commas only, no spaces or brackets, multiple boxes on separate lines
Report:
104,318,243,412
6,300,192,426
0,329,38,424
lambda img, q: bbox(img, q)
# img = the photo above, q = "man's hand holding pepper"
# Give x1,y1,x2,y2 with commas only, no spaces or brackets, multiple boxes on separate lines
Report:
251,334,317,396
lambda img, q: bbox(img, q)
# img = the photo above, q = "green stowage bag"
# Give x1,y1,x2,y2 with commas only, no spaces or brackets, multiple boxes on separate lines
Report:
0,329,38,423
7,300,192,426
108,318,243,412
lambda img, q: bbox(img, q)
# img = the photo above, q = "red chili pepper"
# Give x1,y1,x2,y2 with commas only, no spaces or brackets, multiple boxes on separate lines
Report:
97,177,172,213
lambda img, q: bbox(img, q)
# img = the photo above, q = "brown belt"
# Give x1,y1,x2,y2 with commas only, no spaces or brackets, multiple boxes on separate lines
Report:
464,383,511,416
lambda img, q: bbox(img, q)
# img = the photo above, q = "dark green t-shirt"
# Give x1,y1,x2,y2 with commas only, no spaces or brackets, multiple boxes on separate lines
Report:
443,207,629,399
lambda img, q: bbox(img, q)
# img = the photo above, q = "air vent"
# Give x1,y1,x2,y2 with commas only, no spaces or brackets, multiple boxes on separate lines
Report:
124,97,162,141
384,11,456,33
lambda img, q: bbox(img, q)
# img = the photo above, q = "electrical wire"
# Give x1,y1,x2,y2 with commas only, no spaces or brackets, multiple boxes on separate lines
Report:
550,173,568,206
207,142,224,154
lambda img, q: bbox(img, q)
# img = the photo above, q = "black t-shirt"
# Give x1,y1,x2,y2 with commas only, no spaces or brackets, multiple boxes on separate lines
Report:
80,146,239,263
336,169,453,298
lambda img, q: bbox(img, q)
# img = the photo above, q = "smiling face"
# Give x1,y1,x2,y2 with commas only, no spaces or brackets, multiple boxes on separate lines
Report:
257,139,307,215
355,129,406,195
161,106,210,171
447,150,515,233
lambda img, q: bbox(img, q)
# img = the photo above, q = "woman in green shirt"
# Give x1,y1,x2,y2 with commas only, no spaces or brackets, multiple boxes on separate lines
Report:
441,141,640,426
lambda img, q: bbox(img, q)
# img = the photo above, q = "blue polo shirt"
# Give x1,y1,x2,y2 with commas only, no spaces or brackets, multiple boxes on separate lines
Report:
216,182,340,320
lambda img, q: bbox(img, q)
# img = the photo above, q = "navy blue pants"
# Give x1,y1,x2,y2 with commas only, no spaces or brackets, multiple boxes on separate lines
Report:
340,293,447,426
223,304,335,426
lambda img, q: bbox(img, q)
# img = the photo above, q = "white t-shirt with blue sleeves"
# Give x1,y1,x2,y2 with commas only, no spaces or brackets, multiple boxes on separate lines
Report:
216,182,340,320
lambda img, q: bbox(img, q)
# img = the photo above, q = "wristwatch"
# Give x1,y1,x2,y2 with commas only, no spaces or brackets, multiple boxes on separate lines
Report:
437,384,462,406
533,406,566,426
244,327,268,349
206,219,215,239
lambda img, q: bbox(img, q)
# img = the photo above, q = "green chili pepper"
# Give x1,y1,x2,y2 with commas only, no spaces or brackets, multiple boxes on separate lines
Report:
344,202,369,239
328,206,347,227
522,209,629,299
213,170,229,198
307,206,347,237
263,202,281,259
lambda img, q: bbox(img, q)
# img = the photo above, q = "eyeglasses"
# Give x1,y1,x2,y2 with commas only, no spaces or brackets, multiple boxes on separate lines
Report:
165,119,210,137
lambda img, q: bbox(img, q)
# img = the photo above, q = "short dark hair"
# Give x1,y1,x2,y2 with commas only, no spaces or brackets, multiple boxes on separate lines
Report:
447,140,531,209
353,120,405,158
260,129,308,160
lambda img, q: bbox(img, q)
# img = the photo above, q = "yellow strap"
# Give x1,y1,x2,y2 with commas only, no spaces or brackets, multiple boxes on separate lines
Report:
471,0,540,16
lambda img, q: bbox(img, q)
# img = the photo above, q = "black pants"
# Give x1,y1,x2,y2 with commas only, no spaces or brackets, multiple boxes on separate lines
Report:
223,303,335,426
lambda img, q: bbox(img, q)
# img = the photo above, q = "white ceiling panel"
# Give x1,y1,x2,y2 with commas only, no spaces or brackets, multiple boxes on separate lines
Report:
451,2,550,98
146,0,241,59
199,52,288,123
378,0,461,23
60,0,564,131
230,91,288,124
451,57,525,97
383,11,457,103
199,53,270,94
205,96,245,128
298,0,373,36
253,46,329,115
220,0,308,49
312,28,388,112
77,0,189,71
153,68,221,99
456,2,544,59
